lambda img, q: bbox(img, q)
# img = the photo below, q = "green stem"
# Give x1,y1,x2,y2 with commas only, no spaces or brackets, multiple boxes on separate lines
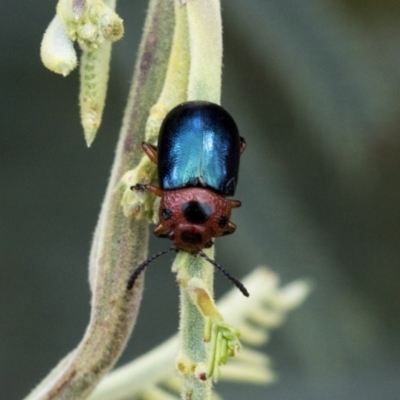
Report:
186,0,222,103
174,1,222,399
173,251,215,399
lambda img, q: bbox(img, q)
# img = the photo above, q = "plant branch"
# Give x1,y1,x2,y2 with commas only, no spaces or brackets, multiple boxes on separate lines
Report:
25,1,175,399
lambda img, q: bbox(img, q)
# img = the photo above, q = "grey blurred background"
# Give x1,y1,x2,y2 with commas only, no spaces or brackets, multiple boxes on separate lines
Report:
1,0,400,399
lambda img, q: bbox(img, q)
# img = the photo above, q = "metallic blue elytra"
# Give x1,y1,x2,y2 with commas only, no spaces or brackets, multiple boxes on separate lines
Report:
157,101,242,196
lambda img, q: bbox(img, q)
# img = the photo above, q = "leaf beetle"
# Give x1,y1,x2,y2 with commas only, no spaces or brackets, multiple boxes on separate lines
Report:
127,101,248,296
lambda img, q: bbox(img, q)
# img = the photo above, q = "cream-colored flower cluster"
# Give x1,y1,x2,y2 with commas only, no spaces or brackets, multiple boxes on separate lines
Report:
41,0,123,76
40,0,124,145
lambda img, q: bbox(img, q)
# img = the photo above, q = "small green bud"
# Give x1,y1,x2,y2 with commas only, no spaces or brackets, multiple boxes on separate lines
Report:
207,320,241,382
78,22,100,48
99,9,124,42
79,44,111,145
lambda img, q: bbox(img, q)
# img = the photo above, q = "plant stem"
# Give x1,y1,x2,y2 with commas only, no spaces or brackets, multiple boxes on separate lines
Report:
173,1,222,399
186,0,222,103
174,251,215,399
25,1,175,399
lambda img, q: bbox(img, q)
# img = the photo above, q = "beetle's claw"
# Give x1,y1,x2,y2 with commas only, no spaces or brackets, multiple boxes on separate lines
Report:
131,183,147,191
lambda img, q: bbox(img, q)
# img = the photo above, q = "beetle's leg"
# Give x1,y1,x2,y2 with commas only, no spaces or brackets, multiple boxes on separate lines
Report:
239,136,247,154
222,221,236,236
142,142,158,164
154,224,170,237
204,239,214,248
131,184,164,197
230,199,242,208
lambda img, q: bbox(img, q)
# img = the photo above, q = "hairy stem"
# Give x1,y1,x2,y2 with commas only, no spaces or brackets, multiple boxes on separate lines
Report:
175,1,223,399
25,1,174,399
174,251,215,400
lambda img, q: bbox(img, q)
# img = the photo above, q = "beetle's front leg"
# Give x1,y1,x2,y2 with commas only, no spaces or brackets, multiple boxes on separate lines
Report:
142,142,158,164
131,183,163,198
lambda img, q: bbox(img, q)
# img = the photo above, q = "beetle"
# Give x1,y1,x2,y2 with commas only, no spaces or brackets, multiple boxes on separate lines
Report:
127,101,249,296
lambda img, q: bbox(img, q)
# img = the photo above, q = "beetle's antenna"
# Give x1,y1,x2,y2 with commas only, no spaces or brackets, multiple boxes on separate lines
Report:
127,246,176,290
199,251,249,297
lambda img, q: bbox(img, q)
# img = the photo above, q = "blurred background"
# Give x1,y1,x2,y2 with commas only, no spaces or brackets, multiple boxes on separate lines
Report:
1,0,400,399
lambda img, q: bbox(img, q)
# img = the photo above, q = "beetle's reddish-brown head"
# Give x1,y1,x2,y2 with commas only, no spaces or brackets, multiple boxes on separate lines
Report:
153,187,240,254
127,185,248,296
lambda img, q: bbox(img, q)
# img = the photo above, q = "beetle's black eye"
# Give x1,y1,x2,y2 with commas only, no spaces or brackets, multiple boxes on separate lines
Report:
162,208,173,220
181,201,212,224
218,216,228,228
